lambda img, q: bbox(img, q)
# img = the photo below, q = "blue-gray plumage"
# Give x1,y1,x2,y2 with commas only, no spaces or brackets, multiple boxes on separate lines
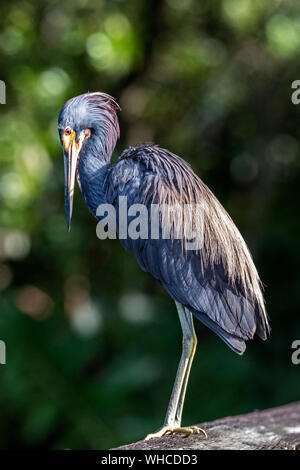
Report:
58,92,270,440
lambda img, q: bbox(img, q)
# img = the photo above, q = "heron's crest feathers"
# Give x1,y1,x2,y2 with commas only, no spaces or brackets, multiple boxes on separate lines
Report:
58,92,120,160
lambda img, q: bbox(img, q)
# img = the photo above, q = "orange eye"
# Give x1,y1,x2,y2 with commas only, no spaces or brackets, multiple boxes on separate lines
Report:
65,127,72,136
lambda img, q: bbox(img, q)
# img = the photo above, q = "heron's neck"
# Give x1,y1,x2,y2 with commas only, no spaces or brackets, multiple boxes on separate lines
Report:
77,149,111,217
76,117,119,216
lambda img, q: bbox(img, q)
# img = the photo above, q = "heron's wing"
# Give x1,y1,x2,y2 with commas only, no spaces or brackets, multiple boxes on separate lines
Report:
107,144,270,354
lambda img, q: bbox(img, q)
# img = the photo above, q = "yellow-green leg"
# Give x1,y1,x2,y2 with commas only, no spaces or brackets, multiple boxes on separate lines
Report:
145,302,207,440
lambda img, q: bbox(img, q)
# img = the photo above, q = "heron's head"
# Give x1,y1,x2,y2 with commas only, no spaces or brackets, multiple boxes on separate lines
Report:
58,92,120,230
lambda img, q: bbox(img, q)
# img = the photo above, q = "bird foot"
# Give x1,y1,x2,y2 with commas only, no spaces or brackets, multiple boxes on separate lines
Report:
144,425,207,441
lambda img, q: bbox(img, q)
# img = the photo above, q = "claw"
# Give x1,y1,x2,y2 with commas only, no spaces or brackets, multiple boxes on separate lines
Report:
145,425,207,441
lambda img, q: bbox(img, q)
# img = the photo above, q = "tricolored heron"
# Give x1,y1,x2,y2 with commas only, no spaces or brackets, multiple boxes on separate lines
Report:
58,92,270,440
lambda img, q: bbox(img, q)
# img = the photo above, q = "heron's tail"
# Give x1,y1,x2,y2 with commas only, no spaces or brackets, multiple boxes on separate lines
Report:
188,292,270,356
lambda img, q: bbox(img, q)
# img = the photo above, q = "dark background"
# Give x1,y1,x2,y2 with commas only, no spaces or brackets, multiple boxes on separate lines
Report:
0,0,299,449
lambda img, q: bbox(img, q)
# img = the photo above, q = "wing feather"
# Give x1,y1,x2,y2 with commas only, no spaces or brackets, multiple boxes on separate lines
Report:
107,144,270,354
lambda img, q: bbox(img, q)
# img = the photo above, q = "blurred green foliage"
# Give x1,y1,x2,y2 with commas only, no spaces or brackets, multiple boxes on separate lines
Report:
0,0,300,449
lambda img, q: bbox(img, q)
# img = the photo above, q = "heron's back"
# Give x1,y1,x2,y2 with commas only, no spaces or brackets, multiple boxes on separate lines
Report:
107,143,270,354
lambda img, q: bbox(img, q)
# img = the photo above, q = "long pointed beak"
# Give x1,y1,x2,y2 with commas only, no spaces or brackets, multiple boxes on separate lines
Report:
64,131,82,231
